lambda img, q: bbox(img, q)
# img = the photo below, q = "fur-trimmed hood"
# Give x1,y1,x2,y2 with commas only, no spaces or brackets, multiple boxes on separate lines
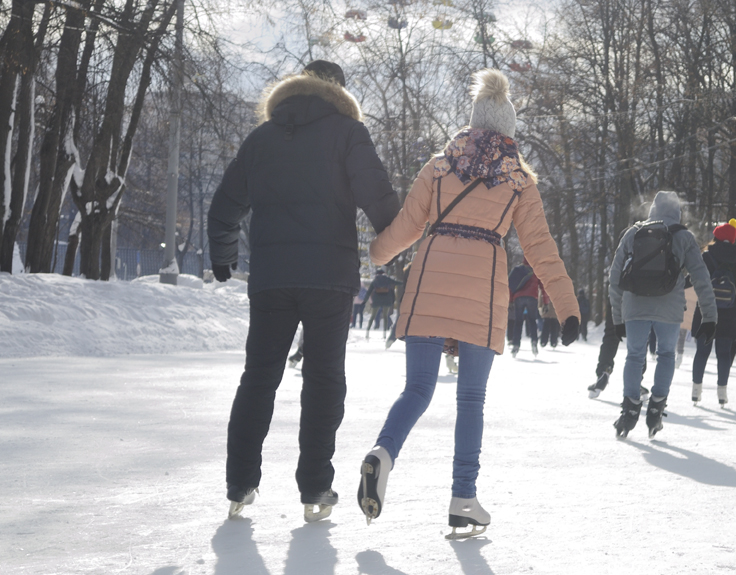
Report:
257,74,363,124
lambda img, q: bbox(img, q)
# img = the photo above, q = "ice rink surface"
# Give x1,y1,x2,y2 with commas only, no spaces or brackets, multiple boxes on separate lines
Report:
1,273,735,574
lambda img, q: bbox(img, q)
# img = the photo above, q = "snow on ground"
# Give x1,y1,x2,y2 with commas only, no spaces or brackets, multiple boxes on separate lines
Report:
0,273,249,358
1,274,736,574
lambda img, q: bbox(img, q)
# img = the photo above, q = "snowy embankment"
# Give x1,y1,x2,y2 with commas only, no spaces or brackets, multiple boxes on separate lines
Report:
0,272,250,358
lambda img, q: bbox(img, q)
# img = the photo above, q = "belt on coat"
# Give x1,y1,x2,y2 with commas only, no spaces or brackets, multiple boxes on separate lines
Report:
432,222,503,247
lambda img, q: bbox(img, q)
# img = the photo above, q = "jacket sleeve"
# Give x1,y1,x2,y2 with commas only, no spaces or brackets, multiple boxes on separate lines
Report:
607,228,632,325
207,147,251,266
369,161,435,265
682,233,718,323
345,122,400,233
512,184,580,323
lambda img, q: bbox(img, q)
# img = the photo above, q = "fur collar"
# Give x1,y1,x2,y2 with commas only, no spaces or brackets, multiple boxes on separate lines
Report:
257,74,363,124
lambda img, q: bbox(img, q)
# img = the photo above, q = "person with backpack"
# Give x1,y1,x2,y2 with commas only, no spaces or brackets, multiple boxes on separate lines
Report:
355,69,580,538
207,60,400,521
508,257,542,357
691,220,736,407
576,289,590,341
609,191,717,438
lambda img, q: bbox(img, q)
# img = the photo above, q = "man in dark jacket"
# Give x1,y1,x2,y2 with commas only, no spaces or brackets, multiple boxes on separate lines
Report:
509,257,541,357
364,268,401,339
577,288,590,341
208,60,400,520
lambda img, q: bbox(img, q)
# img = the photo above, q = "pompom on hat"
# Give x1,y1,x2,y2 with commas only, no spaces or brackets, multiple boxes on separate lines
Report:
713,219,736,244
468,69,517,138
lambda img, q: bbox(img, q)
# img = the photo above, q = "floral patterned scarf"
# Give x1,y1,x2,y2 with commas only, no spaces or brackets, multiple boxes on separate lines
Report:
433,128,529,192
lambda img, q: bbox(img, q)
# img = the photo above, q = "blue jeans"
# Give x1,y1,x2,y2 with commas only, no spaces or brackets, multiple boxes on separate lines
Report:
375,337,496,499
623,320,680,399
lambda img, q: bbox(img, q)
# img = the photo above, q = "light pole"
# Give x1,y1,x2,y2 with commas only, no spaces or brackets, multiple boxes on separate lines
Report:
160,0,184,285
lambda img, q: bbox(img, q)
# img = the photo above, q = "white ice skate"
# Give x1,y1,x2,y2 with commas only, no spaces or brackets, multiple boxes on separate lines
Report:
302,489,338,522
445,354,458,374
692,383,702,406
227,486,258,519
717,386,728,408
445,496,490,540
358,446,392,525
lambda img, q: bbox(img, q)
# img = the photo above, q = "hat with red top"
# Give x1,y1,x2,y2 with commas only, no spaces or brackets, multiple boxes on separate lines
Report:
713,219,736,244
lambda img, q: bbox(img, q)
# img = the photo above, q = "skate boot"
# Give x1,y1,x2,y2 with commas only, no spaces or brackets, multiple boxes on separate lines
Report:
613,396,642,438
640,386,650,403
445,353,458,374
301,489,338,522
357,446,392,525
446,496,491,540
692,383,702,405
510,345,519,358
587,370,610,399
227,484,258,518
717,386,728,407
646,395,668,438
531,341,539,357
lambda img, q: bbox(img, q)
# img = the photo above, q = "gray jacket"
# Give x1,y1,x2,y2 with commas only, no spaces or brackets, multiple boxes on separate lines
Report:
609,191,717,325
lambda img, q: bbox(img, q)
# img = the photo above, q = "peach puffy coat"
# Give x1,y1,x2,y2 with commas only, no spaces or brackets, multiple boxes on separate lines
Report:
370,159,580,353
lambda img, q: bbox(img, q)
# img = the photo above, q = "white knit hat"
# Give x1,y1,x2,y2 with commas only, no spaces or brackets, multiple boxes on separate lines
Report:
468,69,516,138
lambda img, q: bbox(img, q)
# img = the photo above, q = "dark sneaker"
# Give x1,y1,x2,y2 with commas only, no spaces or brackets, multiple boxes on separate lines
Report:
614,396,642,438
646,396,668,438
301,489,339,506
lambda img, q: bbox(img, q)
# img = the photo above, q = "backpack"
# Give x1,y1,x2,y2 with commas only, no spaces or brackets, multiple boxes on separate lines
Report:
508,265,534,294
711,268,736,309
618,221,687,297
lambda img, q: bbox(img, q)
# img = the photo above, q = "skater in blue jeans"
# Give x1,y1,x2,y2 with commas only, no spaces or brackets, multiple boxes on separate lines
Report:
356,68,581,539
609,191,717,438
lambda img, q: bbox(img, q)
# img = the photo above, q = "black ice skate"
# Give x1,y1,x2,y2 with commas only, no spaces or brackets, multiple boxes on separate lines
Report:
446,496,491,540
227,484,258,519
301,489,338,522
588,370,610,399
358,446,392,525
613,396,642,438
646,396,668,438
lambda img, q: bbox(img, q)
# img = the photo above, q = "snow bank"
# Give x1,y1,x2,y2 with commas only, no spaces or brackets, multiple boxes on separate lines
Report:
0,272,250,358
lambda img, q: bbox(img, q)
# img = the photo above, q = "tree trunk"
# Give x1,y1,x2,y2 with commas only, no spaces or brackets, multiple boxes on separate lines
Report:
25,1,91,273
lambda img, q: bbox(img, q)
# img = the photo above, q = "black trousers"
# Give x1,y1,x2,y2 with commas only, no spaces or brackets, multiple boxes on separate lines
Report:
511,296,538,346
596,298,619,377
540,318,560,347
226,288,353,494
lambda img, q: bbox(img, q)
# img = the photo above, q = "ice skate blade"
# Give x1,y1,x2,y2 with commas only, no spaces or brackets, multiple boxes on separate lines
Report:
228,501,245,519
304,504,332,522
445,525,487,540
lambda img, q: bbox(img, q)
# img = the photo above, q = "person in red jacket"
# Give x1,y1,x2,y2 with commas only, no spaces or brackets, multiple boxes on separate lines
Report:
509,257,542,357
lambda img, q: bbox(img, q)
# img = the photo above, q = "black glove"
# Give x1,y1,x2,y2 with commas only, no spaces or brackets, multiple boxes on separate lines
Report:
614,324,626,341
212,262,236,282
561,316,580,346
695,321,716,345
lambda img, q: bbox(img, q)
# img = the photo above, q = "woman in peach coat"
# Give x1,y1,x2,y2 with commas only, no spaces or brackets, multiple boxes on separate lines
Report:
357,69,580,539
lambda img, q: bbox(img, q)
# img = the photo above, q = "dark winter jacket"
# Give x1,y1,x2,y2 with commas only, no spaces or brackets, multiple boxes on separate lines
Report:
208,74,400,295
692,240,736,339
364,273,401,307
510,270,541,302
